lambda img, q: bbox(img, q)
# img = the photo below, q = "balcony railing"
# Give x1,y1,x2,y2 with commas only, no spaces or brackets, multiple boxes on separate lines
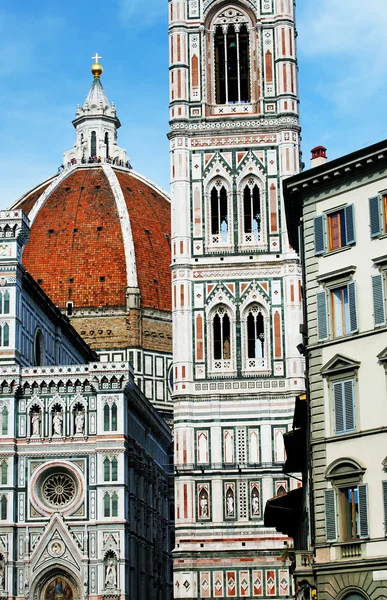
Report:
341,542,362,559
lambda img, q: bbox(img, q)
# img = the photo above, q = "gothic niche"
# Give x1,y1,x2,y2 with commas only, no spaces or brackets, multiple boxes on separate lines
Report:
52,404,64,437
198,486,209,519
225,484,235,518
104,551,118,589
251,484,260,518
30,405,42,437
73,403,85,436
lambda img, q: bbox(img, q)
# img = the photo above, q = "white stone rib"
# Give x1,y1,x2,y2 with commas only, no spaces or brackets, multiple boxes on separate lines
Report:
23,169,75,226
102,164,138,289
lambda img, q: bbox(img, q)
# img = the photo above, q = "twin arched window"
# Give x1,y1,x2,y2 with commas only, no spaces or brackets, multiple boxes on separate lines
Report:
104,492,118,517
210,303,268,373
104,457,118,482
104,403,118,432
215,24,250,104
208,179,262,249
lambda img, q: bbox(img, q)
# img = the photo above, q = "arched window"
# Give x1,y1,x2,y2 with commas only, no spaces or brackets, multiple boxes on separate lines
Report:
3,324,9,348
0,496,6,520
111,403,117,431
104,403,118,432
3,292,9,314
1,407,8,436
111,492,118,517
104,458,110,482
210,183,229,244
1,461,7,485
213,308,230,360
105,132,109,159
104,493,110,517
91,131,97,157
243,305,267,371
34,329,44,366
111,457,118,481
215,23,250,104
243,182,261,244
104,404,110,431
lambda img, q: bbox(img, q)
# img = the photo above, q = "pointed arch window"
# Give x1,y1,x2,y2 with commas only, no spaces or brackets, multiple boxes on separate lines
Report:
243,182,261,244
210,182,229,245
104,458,110,482
215,23,250,105
0,496,6,520
91,131,97,157
105,132,110,159
1,461,7,485
210,305,234,373
243,304,268,372
104,403,118,432
104,493,110,517
1,407,8,436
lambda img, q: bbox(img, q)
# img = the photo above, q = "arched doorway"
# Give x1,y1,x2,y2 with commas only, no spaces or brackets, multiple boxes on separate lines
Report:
32,568,80,600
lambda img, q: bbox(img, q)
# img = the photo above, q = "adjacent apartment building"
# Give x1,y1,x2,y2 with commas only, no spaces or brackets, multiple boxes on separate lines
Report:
282,141,387,600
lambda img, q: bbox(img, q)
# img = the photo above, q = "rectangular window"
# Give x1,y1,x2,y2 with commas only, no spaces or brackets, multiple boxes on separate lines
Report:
331,282,358,338
314,204,355,255
333,379,355,434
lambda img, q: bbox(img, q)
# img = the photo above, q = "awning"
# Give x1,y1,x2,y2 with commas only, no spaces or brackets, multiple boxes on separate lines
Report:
264,487,303,537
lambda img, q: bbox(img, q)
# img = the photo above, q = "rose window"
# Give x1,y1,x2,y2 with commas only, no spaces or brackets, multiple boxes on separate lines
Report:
42,473,76,507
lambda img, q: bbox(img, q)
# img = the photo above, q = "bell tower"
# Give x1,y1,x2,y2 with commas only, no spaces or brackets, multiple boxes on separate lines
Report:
169,0,304,598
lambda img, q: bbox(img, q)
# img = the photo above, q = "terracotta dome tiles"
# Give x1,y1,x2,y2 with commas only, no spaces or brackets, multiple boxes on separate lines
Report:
17,166,172,313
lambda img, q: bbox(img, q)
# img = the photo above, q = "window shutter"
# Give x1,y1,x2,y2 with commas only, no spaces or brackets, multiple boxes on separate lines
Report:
317,291,328,340
358,483,369,538
344,204,356,245
314,215,325,255
314,215,325,254
325,489,337,542
372,274,385,326
382,481,387,536
333,382,345,434
369,196,381,238
343,379,355,431
347,281,358,333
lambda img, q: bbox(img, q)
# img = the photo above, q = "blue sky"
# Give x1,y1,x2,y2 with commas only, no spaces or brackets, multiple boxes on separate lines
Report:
0,0,386,208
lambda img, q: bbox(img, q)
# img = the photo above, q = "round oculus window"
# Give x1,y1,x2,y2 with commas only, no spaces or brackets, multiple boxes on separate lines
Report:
42,472,76,508
30,461,84,517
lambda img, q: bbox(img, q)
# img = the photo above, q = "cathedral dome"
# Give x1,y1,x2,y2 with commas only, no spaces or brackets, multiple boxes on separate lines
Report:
11,164,172,313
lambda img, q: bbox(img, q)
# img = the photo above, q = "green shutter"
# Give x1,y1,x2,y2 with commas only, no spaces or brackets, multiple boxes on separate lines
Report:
358,483,369,538
333,382,345,434
343,379,355,431
382,481,387,536
372,274,385,326
314,215,325,255
317,291,328,340
347,281,358,333
325,489,337,542
344,204,355,245
369,196,382,238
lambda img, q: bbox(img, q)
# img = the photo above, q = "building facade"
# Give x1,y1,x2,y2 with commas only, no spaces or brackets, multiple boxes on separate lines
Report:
0,210,172,597
168,0,305,597
284,141,387,599
11,62,173,421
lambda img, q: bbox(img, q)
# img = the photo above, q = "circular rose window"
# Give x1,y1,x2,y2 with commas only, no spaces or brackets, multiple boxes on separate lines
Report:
42,473,76,508
30,461,84,517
